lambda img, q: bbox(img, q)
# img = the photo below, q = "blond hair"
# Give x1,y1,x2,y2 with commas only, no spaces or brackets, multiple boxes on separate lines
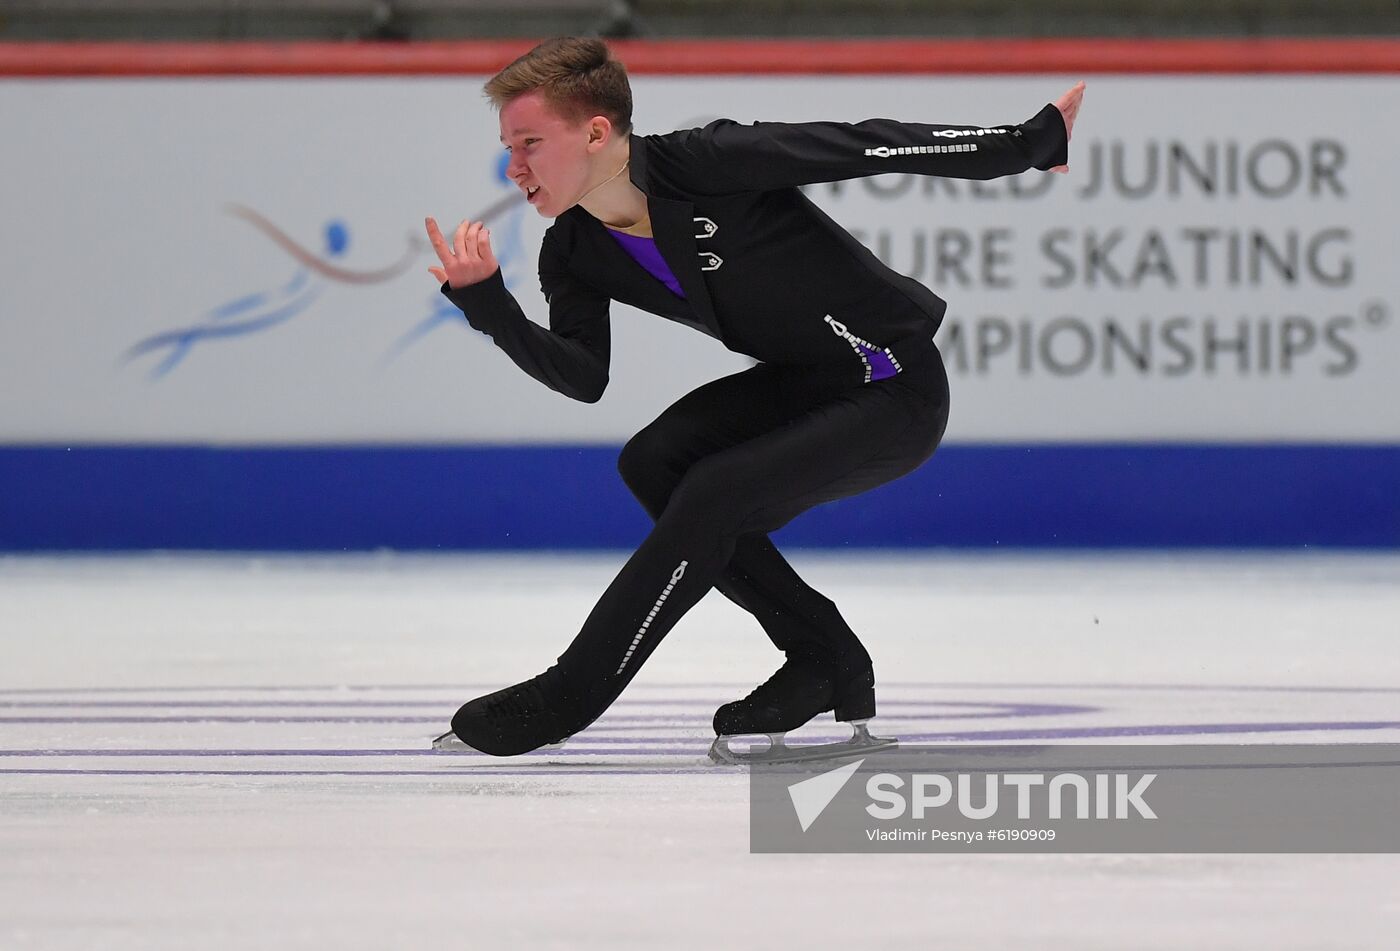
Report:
485,37,633,134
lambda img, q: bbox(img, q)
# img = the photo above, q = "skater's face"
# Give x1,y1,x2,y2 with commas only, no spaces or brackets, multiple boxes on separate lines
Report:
500,91,615,218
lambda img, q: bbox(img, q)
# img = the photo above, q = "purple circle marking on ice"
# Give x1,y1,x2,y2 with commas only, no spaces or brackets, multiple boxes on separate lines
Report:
3,682,1398,775
2,682,1399,696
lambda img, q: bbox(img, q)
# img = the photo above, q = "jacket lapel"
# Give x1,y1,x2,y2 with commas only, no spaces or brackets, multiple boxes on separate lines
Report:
628,137,723,339
579,218,717,337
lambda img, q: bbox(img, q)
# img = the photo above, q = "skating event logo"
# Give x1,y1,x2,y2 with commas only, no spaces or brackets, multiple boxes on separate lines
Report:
754,744,1400,854
122,152,528,378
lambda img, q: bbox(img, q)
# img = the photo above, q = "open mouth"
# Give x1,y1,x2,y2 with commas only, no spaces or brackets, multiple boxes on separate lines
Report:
525,186,541,203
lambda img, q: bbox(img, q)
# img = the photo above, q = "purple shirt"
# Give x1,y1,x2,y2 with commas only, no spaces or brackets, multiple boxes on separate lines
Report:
606,229,686,299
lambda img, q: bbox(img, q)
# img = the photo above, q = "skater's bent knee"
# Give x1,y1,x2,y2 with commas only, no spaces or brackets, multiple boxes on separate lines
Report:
618,424,696,490
663,460,752,526
618,427,666,485
618,429,689,517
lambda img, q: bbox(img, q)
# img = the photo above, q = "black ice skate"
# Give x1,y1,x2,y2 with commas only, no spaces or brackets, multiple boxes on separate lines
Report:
708,658,897,765
431,667,583,756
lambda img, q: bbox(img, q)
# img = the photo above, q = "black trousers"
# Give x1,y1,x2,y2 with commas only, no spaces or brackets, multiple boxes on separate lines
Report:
550,342,951,728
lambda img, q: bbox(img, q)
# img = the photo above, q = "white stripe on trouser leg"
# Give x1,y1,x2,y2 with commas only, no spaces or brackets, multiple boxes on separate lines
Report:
615,561,688,676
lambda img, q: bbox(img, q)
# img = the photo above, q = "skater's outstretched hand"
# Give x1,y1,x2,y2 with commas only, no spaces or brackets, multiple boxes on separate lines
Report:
1048,81,1086,175
426,216,499,288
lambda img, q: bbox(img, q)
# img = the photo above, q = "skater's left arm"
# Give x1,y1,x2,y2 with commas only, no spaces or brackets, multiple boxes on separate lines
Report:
428,217,611,403
668,81,1084,191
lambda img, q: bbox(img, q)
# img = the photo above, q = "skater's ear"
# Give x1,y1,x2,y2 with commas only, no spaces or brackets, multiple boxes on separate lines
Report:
585,115,615,151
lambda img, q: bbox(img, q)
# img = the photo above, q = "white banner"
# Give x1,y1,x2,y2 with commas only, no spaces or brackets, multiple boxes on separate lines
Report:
2,75,1396,443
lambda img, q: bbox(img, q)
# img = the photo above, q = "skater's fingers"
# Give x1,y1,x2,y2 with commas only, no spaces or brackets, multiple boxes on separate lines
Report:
1056,80,1085,108
477,228,497,269
463,220,484,261
1055,81,1085,140
421,219,497,289
424,217,452,263
452,219,470,259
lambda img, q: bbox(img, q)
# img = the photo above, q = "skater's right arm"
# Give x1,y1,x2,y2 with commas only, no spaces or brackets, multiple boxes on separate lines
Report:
427,217,610,404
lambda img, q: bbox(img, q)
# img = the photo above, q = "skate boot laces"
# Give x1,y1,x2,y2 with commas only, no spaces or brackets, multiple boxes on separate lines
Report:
742,656,834,706
477,666,573,722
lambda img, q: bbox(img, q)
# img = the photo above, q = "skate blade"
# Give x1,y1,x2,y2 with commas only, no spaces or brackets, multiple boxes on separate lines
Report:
708,720,897,766
430,731,568,754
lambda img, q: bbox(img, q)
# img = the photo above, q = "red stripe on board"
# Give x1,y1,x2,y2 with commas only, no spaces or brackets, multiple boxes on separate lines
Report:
2,38,1399,77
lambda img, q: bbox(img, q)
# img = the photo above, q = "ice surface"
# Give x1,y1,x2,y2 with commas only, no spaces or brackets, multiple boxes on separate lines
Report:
2,551,1398,949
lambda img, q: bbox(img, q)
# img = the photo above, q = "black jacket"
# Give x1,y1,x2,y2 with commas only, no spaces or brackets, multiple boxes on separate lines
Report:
444,103,1068,402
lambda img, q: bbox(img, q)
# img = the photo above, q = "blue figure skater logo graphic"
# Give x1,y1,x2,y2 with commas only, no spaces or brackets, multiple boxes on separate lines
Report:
124,205,416,379
124,153,526,378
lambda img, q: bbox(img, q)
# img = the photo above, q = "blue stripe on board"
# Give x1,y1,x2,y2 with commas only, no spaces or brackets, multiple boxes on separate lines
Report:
1,443,1397,549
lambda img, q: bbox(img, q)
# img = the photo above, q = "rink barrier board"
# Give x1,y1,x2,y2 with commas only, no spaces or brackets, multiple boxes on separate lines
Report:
2,38,1400,76
4,43,1397,550
1,443,1396,550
